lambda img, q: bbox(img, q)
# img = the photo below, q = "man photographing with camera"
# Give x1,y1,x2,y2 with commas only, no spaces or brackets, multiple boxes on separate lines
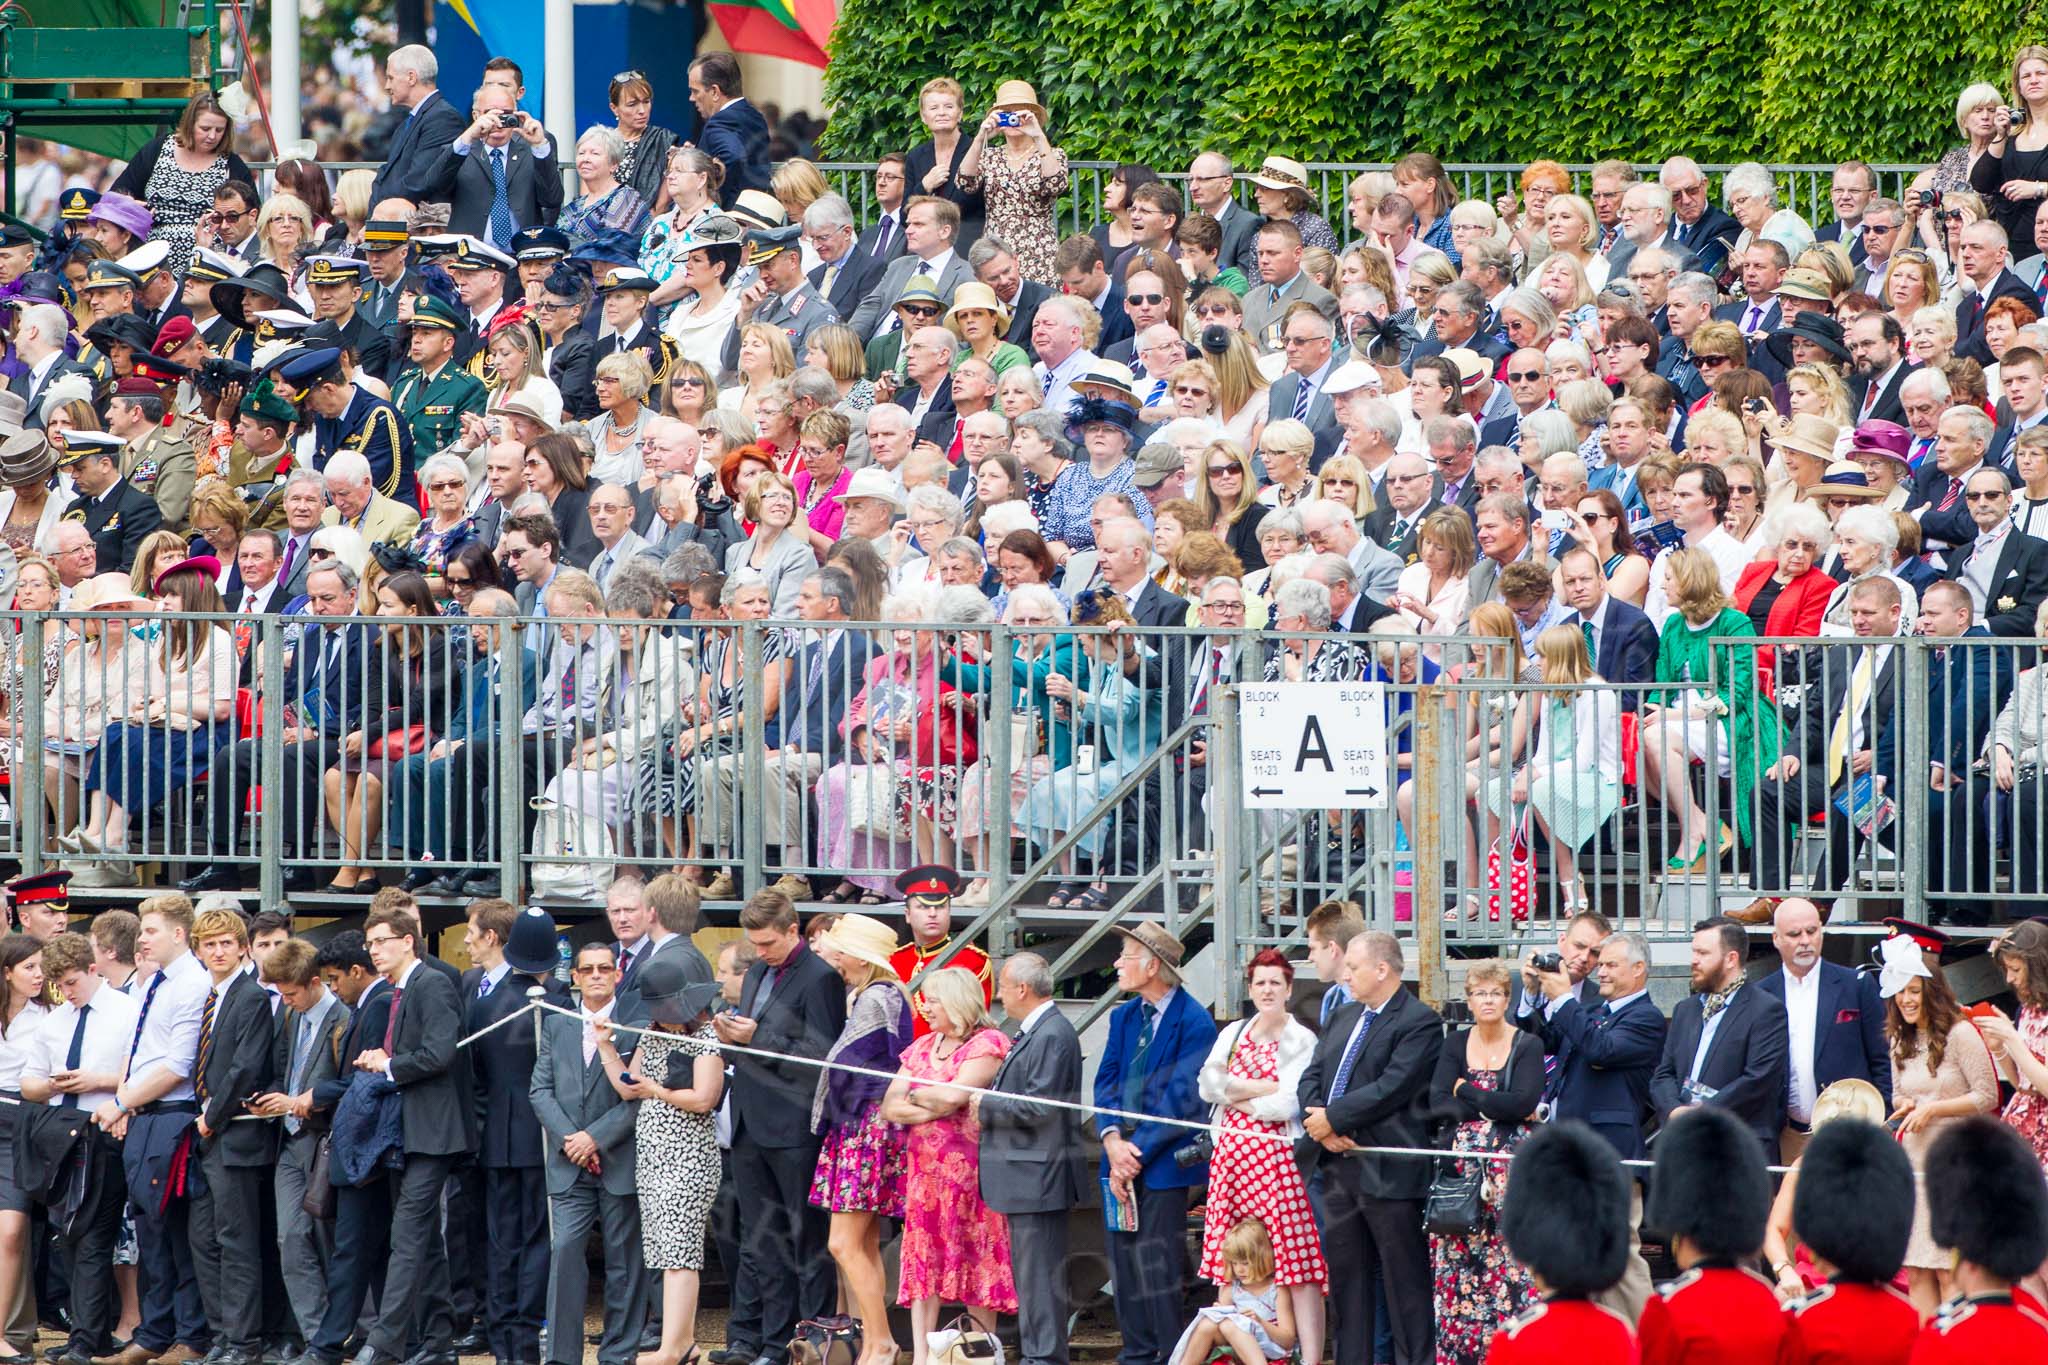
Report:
1513,909,1609,1032
428,85,563,253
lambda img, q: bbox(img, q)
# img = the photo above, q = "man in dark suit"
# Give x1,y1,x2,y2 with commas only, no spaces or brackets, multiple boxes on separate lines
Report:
1405,282,1510,368
1944,467,2048,635
855,156,908,265
1712,239,1787,338
1913,408,2001,555
464,904,569,1365
973,954,1083,1365
369,45,468,208
1737,578,1904,908
804,195,886,318
1098,516,1187,629
1298,930,1442,1365
58,431,159,573
969,237,1048,360
1360,454,1439,562
711,891,846,1365
424,89,564,248
1847,312,1913,425
1753,898,1891,1161
1262,306,1345,453
186,563,370,895
1649,915,1792,1155
186,909,278,1365
8,297,88,411
1661,157,1743,281
1093,925,1216,1365
687,54,771,210
1558,548,1657,705
1954,218,2039,364
1914,581,2018,910
1509,910,1609,1035
295,933,394,1365
1185,153,1263,279
1533,929,1668,1322
530,943,650,1365
612,876,714,1026
358,905,474,1365
251,939,347,1353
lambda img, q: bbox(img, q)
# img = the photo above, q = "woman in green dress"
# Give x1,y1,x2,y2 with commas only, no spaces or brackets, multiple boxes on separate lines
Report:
1637,548,1779,874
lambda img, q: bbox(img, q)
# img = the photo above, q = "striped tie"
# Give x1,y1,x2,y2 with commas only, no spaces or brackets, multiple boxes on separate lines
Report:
1292,378,1312,422
195,985,219,1104
1040,368,1055,395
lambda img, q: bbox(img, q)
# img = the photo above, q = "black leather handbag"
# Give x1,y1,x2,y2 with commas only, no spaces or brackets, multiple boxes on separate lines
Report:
1424,1038,1519,1235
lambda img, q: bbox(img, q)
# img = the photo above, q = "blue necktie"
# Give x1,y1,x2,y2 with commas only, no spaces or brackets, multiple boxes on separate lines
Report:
1291,378,1313,421
127,971,165,1066
1326,1007,1377,1102
488,148,515,248
1121,1002,1158,1114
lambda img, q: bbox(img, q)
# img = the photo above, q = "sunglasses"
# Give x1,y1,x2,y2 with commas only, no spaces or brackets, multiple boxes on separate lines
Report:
898,304,941,318
613,70,649,87
308,548,334,560
427,479,465,492
1966,490,2008,501
1126,293,1167,306
1580,510,1610,521
446,574,474,587
1173,385,1210,396
1728,484,1758,495
1697,354,1735,368
1207,465,1241,477
1505,370,1543,382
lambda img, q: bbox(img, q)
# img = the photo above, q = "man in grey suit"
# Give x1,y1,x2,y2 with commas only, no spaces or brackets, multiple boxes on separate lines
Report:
972,954,1083,1365
617,874,713,1018
1241,220,1337,354
423,86,564,249
1185,152,1263,279
530,943,651,1365
251,939,349,1350
845,196,973,341
1263,306,1344,456
1601,182,1698,282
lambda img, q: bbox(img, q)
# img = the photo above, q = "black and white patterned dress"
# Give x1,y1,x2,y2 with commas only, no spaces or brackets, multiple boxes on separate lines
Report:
145,152,233,279
635,1023,722,1271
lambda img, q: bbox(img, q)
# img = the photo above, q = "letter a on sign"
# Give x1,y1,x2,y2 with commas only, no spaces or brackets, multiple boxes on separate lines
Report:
1295,716,1334,773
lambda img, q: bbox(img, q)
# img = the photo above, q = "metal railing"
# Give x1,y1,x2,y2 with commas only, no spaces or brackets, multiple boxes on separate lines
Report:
4,610,2037,980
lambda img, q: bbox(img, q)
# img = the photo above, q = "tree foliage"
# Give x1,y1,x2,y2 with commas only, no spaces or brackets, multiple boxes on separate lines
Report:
821,0,2048,168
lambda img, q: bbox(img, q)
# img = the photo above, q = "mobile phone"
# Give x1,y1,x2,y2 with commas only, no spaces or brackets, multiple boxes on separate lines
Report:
1539,509,1569,532
618,1072,639,1086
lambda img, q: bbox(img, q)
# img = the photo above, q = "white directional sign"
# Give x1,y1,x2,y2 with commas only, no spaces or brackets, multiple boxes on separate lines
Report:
1237,682,1390,809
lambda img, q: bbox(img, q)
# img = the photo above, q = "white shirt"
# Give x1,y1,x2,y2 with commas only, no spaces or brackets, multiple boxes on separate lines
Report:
1782,964,1822,1123
377,958,426,1076
1687,982,1741,1086
1034,347,1098,418
581,997,616,1066
1961,520,2012,615
1645,525,1750,631
127,950,211,1100
27,981,137,1112
0,1002,50,1094
1017,999,1057,1036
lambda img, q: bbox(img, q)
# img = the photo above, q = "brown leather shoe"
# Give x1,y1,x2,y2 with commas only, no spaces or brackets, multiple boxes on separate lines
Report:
90,1347,152,1365
148,1345,204,1365
1728,896,1780,926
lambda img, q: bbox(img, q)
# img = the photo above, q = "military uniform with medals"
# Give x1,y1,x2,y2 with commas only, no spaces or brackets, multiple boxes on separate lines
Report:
392,296,490,465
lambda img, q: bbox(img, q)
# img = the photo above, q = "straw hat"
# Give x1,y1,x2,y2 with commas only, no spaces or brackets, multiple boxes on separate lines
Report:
75,574,150,612
1772,413,1841,463
1249,155,1311,193
1807,461,1886,502
0,429,54,489
989,80,1047,126
943,280,1012,335
819,913,900,974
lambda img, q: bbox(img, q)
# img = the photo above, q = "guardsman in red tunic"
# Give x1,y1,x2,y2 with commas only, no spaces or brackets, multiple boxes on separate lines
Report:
889,863,991,1038
1778,1115,1920,1364
1486,1120,1640,1364
1909,1116,2048,1363
1636,1107,1788,1364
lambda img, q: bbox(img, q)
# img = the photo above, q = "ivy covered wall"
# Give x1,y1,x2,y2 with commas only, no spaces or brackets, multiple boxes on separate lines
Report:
819,0,2041,168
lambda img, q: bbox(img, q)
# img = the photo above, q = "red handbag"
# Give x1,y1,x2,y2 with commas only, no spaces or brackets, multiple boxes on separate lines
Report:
366,724,429,760
1484,809,1533,924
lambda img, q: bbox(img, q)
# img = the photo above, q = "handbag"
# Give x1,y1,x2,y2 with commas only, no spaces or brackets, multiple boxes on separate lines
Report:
1008,712,1042,776
1425,1033,1522,1235
1482,806,1533,924
301,1134,336,1220
366,723,429,760
786,1316,861,1365
1178,1021,1250,1170
928,1314,1003,1365
844,763,913,841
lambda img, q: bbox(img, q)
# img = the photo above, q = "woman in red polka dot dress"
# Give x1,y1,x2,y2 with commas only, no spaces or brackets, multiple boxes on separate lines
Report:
1196,949,1329,1365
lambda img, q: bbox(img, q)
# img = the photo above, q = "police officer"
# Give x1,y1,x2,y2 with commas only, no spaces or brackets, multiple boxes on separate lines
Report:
509,226,570,308
392,295,489,466
280,345,417,503
304,255,396,382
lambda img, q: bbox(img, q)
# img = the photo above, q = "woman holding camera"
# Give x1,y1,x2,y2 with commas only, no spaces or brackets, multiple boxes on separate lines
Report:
956,82,1067,284
1971,47,2048,246
1194,950,1325,1365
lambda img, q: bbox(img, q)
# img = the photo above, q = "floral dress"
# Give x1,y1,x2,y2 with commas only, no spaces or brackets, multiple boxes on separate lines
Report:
2003,1006,2048,1171
964,146,1069,284
895,1028,1018,1311
1428,1068,1537,1365
1198,1033,1327,1290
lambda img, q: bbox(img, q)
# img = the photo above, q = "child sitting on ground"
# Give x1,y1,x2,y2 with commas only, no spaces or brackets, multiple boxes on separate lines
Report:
1171,1218,1296,1365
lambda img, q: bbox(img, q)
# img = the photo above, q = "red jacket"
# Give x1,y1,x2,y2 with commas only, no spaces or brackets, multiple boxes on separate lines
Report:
1779,1280,1918,1365
1639,1266,1787,1365
1487,1298,1638,1364
1909,1294,2048,1363
1732,560,1836,695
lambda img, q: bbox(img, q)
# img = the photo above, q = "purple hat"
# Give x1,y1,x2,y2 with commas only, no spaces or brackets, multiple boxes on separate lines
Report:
1849,418,1913,466
85,192,154,243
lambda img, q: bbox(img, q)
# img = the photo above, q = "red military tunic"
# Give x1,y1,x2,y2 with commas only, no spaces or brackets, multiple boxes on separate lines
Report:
889,936,991,1038
1486,1297,1639,1364
1778,1280,1918,1365
1638,1265,1787,1364
1908,1294,2048,1363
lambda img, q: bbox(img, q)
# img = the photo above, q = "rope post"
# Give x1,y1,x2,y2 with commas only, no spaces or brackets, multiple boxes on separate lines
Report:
1413,685,1446,1011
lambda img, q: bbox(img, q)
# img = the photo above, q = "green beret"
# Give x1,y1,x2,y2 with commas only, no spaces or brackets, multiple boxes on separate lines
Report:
239,378,299,425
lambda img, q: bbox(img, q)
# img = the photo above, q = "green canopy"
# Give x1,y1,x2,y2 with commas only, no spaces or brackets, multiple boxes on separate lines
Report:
0,0,216,160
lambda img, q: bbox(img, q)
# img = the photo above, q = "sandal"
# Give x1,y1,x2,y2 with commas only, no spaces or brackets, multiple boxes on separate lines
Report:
855,890,889,906
1044,882,1081,909
821,882,861,905
1070,885,1113,913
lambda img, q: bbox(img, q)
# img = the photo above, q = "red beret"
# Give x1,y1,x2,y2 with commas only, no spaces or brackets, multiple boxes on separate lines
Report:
113,376,161,397
152,315,197,354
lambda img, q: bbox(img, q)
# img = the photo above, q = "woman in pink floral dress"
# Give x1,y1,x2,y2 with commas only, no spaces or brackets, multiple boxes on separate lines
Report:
1983,922,2048,1174
881,967,1017,1365
957,81,1069,284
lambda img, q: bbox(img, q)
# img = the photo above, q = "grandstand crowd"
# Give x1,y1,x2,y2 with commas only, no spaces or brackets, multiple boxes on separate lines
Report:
0,28,2042,1365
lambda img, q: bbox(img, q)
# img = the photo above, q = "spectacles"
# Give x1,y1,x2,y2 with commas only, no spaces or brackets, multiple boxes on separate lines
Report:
1196,305,1237,318
503,547,528,560
1697,354,1735,368
1506,370,1543,382
572,963,615,976
1324,477,1356,487
1388,472,1430,483
427,479,465,492
1728,483,1757,495
363,933,400,948
1204,601,1245,614
1282,335,1322,347
1126,293,1166,306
